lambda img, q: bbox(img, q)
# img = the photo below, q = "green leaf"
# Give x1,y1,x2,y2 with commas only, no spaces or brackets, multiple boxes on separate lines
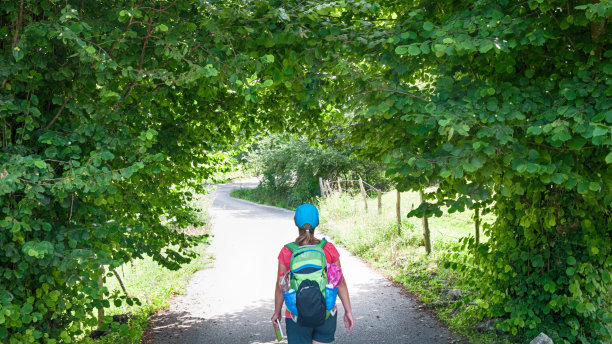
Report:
439,169,451,178
605,151,612,164
592,126,609,137
263,79,274,87
70,23,83,34
158,24,169,32
395,46,409,55
408,45,421,56
12,47,24,61
479,40,494,53
420,44,430,54
527,126,542,135
551,173,565,184
34,160,47,169
564,89,576,100
423,22,435,31
605,110,612,123
588,182,600,191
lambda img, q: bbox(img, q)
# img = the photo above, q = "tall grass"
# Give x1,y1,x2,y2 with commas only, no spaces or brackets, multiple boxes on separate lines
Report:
319,189,493,262
318,190,507,344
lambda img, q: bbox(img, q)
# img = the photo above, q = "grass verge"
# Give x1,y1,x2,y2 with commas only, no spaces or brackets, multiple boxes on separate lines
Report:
317,191,515,344
79,194,214,344
231,186,296,210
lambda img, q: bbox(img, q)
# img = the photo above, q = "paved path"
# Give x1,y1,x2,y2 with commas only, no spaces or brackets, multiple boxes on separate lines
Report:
148,181,462,343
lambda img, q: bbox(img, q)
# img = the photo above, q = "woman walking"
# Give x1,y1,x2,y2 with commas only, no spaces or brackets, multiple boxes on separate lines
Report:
271,203,354,343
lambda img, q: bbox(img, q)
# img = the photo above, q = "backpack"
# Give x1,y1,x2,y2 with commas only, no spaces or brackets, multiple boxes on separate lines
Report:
284,239,330,327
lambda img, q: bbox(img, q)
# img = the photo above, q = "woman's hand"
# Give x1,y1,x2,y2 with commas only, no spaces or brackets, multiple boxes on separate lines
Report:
272,262,287,329
271,311,282,329
344,311,354,332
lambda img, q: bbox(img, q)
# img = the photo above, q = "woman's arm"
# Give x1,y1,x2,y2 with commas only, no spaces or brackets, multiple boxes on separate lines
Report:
334,260,354,332
271,262,288,325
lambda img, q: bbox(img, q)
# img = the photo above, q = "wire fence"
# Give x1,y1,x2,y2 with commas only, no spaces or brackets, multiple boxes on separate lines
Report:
319,178,466,255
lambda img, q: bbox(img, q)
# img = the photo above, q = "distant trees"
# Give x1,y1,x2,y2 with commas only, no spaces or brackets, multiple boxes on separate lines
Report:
243,135,389,208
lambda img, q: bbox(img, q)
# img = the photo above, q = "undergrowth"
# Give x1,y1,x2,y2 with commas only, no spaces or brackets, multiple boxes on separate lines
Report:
317,191,512,344
80,194,214,343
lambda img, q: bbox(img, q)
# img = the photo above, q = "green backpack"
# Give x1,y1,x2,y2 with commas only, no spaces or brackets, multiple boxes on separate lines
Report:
285,239,331,327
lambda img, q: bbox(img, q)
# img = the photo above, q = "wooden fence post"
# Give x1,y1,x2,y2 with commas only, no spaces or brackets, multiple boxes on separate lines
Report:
359,178,368,212
377,190,382,214
337,178,342,193
396,190,401,235
419,190,432,255
319,177,325,198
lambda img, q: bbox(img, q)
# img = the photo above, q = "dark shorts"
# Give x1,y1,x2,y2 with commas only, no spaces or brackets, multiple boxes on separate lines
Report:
286,313,337,344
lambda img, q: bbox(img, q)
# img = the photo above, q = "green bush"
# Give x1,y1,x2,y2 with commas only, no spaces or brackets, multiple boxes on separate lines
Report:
243,135,388,208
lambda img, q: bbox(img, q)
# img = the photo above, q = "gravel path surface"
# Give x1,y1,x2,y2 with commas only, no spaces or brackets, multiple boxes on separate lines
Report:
147,181,463,344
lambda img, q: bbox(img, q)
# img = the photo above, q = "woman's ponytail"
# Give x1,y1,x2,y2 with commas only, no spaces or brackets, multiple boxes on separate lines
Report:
295,223,316,246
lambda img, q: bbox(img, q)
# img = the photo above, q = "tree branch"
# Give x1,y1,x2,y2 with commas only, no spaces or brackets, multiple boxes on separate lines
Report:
109,16,134,55
136,0,178,13
45,98,69,129
375,85,434,103
12,0,24,49
2,0,25,89
112,18,153,114
112,268,129,297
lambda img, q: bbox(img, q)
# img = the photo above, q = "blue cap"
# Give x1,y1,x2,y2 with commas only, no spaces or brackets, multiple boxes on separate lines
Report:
294,203,319,230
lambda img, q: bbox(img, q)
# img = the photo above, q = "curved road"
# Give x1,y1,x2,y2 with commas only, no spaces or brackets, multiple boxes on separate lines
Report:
148,181,462,344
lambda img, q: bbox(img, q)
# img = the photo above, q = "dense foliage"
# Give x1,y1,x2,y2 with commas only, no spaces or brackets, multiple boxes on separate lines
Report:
0,0,330,342
243,135,388,208
312,1,611,342
1,0,610,342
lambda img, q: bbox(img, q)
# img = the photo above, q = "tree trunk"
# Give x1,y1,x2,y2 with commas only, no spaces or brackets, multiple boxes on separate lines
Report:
419,190,431,255
97,269,104,330
474,207,480,245
396,190,401,235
